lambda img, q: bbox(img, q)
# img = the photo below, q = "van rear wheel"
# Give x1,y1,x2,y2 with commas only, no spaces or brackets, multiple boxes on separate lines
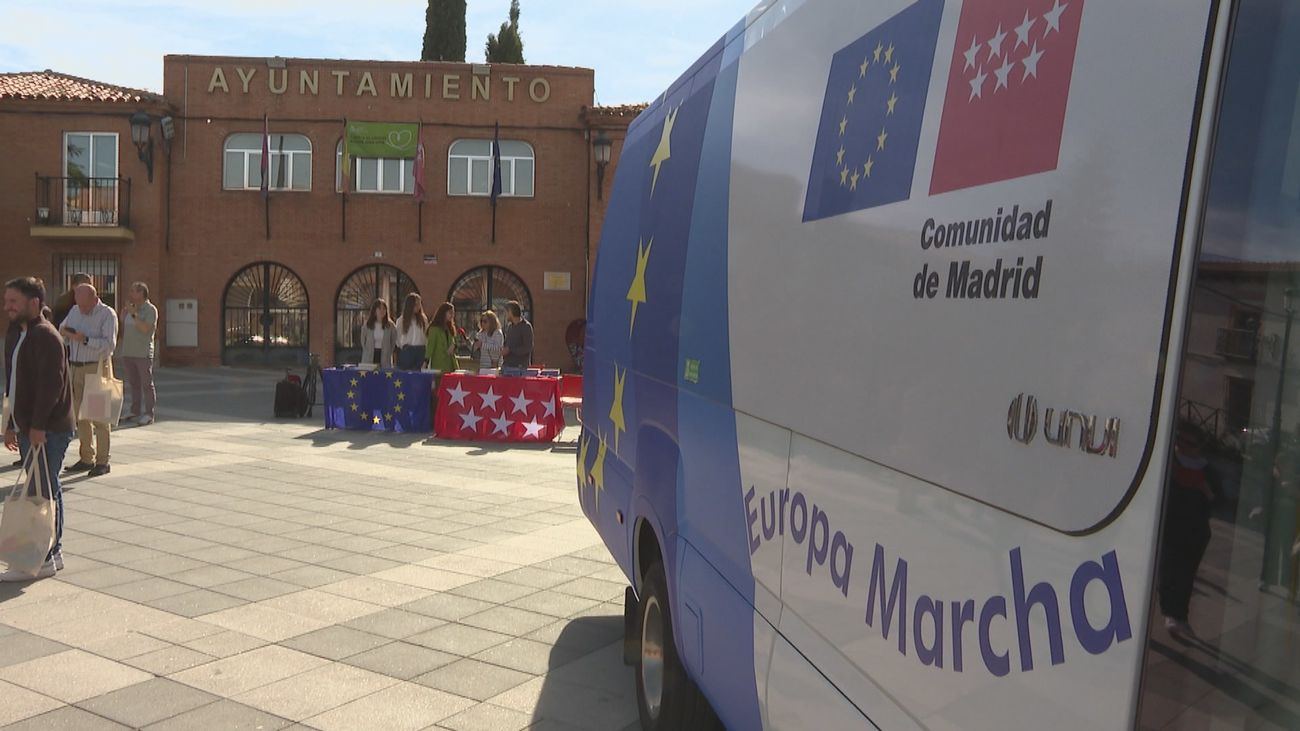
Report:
636,562,720,730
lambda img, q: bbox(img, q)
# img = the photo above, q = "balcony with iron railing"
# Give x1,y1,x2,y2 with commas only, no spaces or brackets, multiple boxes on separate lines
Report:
1215,327,1259,363
30,175,133,241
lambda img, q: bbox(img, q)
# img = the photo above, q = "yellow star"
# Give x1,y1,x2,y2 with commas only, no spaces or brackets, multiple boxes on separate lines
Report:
609,365,627,453
394,404,403,413
591,436,607,494
873,42,883,62
839,167,849,186
850,170,860,191
864,156,874,178
847,84,857,105
394,379,402,388
397,392,406,401
836,145,845,166
890,64,900,84
859,57,869,77
577,433,591,484
385,371,393,379
885,43,895,63
838,115,848,136
372,415,381,425
877,128,888,151
886,92,898,115
350,403,359,412
350,378,359,387
626,237,653,337
385,413,393,421
648,105,678,196
346,390,355,400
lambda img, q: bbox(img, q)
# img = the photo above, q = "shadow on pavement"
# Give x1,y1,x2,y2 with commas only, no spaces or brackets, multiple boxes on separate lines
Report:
530,615,641,730
296,429,427,450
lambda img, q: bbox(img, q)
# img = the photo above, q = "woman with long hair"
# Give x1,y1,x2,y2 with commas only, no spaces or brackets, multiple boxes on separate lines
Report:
424,302,458,374
394,293,429,370
472,310,504,373
359,298,396,367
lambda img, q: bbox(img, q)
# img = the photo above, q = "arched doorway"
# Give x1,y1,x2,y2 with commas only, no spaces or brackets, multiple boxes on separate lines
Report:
222,262,310,367
334,265,419,364
447,266,533,335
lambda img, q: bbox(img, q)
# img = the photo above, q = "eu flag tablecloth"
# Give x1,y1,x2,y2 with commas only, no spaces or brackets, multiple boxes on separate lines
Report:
322,368,434,432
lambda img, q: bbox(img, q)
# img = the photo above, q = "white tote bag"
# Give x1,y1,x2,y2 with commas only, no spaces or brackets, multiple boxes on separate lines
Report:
80,358,124,427
0,445,56,577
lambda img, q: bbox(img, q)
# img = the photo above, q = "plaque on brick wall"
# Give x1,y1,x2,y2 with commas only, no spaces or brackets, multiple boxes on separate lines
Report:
544,272,571,291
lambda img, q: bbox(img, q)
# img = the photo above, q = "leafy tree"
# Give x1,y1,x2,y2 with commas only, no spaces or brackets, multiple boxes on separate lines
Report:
422,0,467,62
485,0,526,64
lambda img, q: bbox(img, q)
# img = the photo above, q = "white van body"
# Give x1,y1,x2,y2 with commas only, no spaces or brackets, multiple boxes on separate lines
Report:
581,0,1300,728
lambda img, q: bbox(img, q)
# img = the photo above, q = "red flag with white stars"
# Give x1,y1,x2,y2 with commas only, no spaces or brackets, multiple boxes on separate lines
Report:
930,0,1083,194
434,374,564,442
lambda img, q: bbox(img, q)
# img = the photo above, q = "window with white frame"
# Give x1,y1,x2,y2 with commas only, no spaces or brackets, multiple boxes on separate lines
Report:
223,133,312,191
335,142,417,194
448,139,534,197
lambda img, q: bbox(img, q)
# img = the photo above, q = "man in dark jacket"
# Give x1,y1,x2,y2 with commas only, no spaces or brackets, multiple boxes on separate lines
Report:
501,300,534,369
3,276,75,581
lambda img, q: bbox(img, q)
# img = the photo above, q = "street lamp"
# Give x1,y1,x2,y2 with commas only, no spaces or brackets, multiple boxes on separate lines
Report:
593,132,613,200
129,111,154,183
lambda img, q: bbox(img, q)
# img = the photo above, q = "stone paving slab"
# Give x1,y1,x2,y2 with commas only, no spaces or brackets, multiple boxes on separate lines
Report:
0,368,640,731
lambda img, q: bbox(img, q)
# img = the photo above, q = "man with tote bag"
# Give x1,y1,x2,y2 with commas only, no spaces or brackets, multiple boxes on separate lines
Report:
2,277,75,581
58,283,117,477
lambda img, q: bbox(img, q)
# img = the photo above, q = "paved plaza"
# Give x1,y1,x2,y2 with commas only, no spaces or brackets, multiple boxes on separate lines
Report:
0,367,639,730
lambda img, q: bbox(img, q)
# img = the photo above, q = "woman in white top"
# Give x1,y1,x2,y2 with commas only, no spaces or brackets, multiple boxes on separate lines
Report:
393,293,429,371
472,310,505,373
359,299,396,367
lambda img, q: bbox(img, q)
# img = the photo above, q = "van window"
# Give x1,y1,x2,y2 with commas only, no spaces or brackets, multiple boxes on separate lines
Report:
1138,1,1300,728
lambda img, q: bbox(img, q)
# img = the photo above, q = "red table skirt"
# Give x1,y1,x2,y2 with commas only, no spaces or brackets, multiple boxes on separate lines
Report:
434,373,564,442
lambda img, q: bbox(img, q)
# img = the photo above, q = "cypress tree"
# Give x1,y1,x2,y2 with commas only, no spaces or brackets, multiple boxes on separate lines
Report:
485,0,526,64
422,0,467,63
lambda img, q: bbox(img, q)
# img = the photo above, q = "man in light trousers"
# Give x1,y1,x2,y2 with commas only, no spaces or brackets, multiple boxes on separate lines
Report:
119,282,158,425
59,284,116,478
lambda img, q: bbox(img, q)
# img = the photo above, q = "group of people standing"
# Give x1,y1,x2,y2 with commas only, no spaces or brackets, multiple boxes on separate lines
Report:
359,293,533,374
1,274,158,582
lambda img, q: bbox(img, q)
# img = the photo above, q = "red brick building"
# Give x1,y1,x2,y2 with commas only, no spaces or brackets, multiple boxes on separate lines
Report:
0,58,639,369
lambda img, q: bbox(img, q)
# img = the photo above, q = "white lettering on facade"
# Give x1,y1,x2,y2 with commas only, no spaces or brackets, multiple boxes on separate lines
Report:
236,67,257,94
391,72,413,99
443,74,461,100
529,78,551,103
300,70,318,95
332,70,349,95
207,67,229,93
268,68,288,95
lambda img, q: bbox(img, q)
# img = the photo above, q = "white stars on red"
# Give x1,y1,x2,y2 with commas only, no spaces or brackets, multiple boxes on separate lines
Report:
962,1,1071,104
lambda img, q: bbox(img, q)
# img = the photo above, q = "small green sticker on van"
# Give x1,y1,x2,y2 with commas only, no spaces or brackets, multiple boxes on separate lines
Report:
684,359,700,384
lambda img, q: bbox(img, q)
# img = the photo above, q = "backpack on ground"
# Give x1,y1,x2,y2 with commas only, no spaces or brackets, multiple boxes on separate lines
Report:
274,373,308,418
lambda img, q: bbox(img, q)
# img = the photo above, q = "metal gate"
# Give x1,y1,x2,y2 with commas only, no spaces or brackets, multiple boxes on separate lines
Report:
334,264,419,364
222,262,310,367
447,266,533,336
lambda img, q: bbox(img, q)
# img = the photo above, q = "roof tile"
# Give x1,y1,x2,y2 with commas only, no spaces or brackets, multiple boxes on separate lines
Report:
0,70,161,104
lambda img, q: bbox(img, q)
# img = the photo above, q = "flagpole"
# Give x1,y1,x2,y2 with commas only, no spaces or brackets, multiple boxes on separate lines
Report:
416,121,424,243
262,114,271,240
490,121,501,245
341,118,348,242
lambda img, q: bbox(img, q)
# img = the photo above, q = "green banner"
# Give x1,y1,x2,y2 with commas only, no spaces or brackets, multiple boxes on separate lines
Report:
344,121,419,159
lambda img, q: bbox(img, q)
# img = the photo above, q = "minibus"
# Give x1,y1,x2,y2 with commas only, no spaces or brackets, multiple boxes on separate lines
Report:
579,0,1300,728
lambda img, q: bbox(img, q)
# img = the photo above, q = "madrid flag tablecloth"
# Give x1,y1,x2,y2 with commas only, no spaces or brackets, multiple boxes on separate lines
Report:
434,374,563,442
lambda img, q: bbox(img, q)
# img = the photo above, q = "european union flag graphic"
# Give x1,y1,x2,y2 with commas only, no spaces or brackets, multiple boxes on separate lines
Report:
322,369,434,433
803,0,945,222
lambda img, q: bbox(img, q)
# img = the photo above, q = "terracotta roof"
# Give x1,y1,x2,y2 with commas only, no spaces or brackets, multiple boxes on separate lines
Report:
0,70,161,104
589,103,648,118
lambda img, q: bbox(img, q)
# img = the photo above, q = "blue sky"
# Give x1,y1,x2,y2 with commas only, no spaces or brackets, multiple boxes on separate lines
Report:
0,0,753,105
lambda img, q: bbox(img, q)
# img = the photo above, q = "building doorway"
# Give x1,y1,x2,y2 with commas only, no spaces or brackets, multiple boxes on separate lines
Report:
222,262,309,367
447,266,532,337
334,264,419,365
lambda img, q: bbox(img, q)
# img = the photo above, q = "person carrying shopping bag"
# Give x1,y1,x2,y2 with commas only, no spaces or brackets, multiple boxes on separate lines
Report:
58,283,117,477
2,276,75,581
